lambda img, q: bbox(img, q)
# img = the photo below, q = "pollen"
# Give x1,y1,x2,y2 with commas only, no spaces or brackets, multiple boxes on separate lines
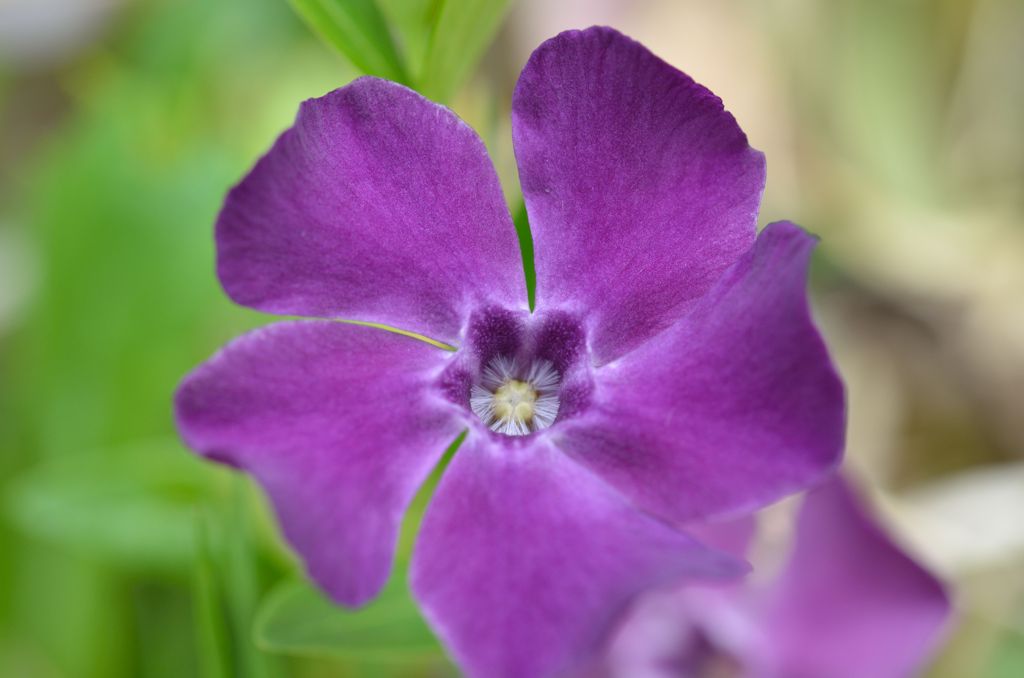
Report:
469,356,560,436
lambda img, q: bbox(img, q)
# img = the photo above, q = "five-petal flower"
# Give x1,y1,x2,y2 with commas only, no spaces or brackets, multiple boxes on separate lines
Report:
175,26,846,678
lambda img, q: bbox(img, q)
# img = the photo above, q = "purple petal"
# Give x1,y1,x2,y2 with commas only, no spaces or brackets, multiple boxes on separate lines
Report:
410,435,747,678
217,77,526,344
175,321,461,605
512,26,766,362
754,476,951,678
558,222,845,523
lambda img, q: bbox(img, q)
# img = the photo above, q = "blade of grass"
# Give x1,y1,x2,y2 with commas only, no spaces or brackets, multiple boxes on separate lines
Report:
194,511,232,678
225,478,281,678
512,200,536,311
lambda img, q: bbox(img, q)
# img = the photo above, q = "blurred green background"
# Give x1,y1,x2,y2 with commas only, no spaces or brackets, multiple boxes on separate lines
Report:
0,0,1022,676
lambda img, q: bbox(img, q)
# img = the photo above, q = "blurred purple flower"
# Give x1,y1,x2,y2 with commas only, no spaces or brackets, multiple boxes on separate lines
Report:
603,477,952,678
175,26,845,678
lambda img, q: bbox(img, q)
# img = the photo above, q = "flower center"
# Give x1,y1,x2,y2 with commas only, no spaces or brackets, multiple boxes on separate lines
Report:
469,356,560,436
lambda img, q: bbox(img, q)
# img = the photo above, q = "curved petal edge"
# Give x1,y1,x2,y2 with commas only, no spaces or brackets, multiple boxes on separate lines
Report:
559,222,846,523
513,26,766,362
410,435,748,678
175,321,461,605
217,77,526,344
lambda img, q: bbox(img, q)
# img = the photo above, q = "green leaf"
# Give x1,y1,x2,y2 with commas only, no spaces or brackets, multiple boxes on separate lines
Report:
254,575,446,665
376,0,437,82
419,0,511,102
3,438,227,571
290,0,410,84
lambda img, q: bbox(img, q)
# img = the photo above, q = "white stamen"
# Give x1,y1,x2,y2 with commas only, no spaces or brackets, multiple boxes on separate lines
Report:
470,357,561,436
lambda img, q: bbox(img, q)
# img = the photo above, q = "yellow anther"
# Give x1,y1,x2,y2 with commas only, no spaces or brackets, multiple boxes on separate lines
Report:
493,380,538,424
469,357,561,436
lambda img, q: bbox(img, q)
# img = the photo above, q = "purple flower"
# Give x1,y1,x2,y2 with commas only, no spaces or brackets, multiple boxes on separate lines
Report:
603,476,952,678
175,27,845,678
